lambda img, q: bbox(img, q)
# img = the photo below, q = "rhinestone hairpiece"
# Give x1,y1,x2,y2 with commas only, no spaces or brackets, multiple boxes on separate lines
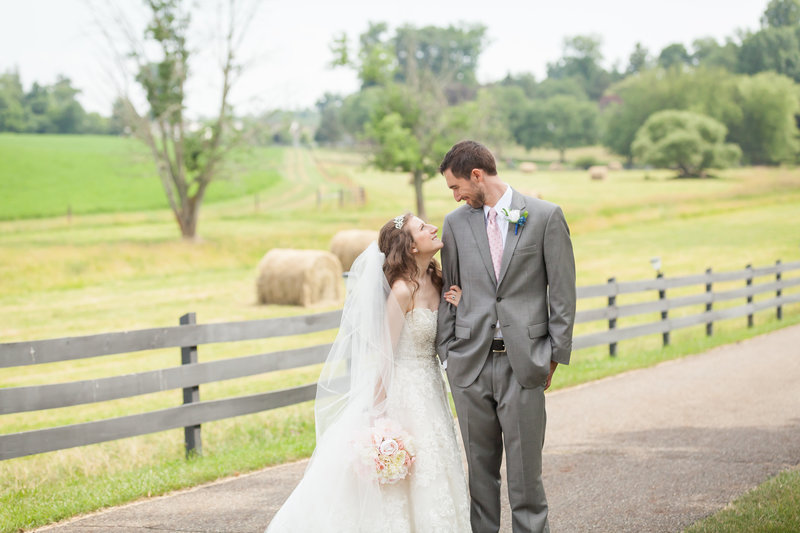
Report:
393,215,405,229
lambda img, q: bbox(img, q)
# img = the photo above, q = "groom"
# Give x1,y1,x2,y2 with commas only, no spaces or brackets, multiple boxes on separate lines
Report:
436,140,576,533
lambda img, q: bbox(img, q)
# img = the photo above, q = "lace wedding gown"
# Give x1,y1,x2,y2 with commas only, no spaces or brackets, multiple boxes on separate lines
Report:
266,308,470,533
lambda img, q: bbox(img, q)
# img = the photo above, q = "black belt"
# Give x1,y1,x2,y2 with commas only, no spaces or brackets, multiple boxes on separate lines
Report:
491,338,506,352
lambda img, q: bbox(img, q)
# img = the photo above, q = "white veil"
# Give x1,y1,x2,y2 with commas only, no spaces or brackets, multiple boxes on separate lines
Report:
267,241,409,532
314,240,405,439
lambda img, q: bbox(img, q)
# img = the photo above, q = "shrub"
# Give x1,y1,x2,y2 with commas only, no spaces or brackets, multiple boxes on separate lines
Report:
632,110,741,177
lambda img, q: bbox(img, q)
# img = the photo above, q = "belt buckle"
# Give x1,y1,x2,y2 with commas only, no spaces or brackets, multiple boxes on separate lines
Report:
492,339,506,353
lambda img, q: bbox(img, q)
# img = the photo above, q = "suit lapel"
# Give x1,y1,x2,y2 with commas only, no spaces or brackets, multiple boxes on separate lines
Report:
497,191,527,286
467,207,497,285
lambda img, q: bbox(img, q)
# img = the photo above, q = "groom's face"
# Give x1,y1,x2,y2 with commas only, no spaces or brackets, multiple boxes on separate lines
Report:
443,169,485,208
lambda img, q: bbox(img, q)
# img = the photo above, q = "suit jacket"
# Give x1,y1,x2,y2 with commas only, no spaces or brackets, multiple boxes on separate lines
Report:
436,189,577,388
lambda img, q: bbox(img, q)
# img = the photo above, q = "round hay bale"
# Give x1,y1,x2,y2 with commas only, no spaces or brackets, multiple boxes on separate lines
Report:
256,249,343,307
588,165,608,181
519,161,538,173
608,161,623,171
548,162,564,171
330,229,378,272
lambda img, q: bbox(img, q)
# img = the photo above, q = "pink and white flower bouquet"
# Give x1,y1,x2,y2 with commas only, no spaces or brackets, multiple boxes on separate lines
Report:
354,417,416,485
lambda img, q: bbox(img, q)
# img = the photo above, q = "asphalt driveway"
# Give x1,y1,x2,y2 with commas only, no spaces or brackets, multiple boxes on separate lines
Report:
34,324,800,533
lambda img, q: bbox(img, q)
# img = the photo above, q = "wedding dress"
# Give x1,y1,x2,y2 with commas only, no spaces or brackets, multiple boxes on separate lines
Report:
266,243,470,533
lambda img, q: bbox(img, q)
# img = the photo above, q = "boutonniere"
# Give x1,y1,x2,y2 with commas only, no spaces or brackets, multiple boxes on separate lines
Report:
501,208,529,235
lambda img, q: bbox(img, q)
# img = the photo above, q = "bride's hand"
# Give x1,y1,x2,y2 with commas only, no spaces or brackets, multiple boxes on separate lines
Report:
444,285,462,307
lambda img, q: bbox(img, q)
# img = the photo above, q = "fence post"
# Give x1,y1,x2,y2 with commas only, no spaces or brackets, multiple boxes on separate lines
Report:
338,189,344,207
180,312,202,458
705,267,713,337
776,259,782,321
608,277,617,357
746,264,754,328
316,188,322,207
658,272,669,346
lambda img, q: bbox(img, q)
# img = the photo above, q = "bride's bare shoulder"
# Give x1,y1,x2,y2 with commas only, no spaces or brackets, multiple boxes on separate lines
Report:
390,279,413,312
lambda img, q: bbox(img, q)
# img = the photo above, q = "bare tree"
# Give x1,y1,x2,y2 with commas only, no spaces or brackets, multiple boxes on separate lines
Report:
95,0,259,239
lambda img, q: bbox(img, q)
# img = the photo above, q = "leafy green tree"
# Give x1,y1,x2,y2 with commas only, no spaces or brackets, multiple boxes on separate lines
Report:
601,67,741,162
314,93,345,145
106,0,256,239
497,72,538,98
365,80,460,218
48,76,85,134
108,97,128,135
730,72,800,164
761,0,800,27
331,23,395,88
632,110,741,177
0,70,27,132
393,23,486,102
82,112,111,134
447,87,518,159
338,87,383,139
738,26,800,82
692,37,739,71
514,95,598,162
658,43,692,69
546,35,611,100
533,77,589,100
333,22,487,218
626,42,652,75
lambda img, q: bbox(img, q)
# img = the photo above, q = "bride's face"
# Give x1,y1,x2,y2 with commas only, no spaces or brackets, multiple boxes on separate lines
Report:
407,216,443,255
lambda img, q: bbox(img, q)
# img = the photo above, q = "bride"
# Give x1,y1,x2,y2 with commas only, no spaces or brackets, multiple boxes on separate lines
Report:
266,213,470,532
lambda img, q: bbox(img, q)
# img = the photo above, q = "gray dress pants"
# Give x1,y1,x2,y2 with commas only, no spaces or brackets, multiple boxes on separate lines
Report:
450,350,549,533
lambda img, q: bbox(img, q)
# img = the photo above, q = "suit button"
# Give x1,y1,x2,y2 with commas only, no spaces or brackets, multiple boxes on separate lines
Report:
490,324,496,329
496,297,502,302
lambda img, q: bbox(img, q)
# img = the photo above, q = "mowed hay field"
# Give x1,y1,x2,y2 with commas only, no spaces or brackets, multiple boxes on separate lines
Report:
1,134,799,531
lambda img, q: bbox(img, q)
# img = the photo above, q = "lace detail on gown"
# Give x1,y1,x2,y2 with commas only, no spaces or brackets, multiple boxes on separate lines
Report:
380,309,470,532
266,309,470,533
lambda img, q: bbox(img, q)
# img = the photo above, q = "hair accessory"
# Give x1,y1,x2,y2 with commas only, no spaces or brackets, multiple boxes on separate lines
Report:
393,215,405,230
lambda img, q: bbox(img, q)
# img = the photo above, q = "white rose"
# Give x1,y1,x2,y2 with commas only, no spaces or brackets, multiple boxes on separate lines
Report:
505,209,521,223
379,438,399,456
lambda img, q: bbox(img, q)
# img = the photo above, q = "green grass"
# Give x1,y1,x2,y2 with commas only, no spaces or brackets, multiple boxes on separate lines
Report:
0,134,283,219
684,467,800,533
0,137,799,531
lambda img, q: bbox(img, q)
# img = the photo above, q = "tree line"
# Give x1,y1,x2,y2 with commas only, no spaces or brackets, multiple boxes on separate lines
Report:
3,0,799,237
309,0,800,215
0,72,126,135
317,0,800,165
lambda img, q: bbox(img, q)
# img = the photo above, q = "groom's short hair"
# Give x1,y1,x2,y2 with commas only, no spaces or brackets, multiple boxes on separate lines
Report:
439,140,497,179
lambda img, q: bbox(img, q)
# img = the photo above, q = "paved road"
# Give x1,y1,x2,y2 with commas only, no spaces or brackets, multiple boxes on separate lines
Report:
35,324,800,533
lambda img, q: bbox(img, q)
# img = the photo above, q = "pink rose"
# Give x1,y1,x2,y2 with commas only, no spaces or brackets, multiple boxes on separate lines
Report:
379,438,399,456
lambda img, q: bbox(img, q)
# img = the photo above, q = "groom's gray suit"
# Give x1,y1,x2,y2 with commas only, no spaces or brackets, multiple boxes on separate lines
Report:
437,188,576,533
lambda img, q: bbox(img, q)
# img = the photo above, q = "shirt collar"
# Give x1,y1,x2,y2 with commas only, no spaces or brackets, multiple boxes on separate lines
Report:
484,185,513,220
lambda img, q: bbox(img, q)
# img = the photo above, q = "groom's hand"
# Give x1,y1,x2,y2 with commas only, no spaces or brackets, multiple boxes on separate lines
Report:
545,361,558,391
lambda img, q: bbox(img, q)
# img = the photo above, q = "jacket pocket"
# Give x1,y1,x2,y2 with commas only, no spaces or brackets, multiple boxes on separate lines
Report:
516,244,538,255
455,325,471,339
528,322,548,338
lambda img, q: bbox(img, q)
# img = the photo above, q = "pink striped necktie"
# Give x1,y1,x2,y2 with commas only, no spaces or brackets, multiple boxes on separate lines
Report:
487,207,503,280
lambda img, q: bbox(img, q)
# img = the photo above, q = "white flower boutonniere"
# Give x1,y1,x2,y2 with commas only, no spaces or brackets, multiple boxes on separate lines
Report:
502,208,529,235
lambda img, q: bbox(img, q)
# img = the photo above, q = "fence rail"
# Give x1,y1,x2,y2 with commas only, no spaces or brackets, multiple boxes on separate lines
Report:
1,260,799,461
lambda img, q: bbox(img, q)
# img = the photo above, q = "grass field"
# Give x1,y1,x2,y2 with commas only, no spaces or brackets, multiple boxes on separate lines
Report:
0,134,283,220
1,134,799,531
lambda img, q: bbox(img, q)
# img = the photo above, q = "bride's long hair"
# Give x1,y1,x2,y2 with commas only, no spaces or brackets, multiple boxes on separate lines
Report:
378,213,443,302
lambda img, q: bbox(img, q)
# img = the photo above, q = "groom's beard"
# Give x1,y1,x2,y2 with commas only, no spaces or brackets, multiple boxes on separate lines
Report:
466,188,486,209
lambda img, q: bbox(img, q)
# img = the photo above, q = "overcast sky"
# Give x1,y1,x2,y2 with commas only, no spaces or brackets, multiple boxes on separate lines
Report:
0,0,767,117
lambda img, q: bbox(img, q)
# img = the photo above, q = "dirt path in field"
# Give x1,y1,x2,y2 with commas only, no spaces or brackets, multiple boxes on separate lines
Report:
34,324,800,533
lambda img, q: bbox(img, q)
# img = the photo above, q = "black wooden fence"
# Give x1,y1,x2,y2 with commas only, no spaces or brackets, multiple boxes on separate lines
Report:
2,260,799,461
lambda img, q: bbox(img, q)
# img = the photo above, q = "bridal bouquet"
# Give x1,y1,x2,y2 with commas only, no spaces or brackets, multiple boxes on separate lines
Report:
354,417,416,485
